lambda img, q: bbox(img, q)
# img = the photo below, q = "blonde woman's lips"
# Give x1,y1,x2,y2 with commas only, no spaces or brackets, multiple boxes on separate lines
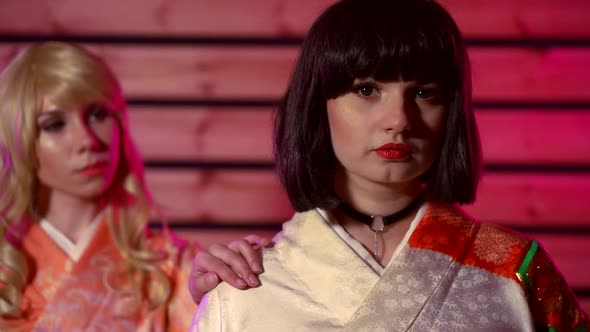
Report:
78,161,108,177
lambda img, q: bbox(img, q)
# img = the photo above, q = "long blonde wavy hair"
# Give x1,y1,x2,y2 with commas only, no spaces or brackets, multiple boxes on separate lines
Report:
0,42,170,317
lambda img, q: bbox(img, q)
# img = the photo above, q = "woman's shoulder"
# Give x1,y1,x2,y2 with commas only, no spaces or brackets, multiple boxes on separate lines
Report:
419,202,534,279
425,201,532,246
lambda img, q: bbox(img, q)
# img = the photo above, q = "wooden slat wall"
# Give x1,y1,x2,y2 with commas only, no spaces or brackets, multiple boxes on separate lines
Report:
1,0,588,313
0,0,589,38
125,107,590,165
145,169,590,227
1,46,590,101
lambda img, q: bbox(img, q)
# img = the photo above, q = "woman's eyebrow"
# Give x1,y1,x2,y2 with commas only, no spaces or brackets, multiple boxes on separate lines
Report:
37,109,65,120
354,77,378,82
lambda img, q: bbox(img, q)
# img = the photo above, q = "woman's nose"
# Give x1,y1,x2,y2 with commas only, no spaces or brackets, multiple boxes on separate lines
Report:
381,93,411,134
73,118,101,152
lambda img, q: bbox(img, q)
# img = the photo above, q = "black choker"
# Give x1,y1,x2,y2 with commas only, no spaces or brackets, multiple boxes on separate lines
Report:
336,194,424,227
335,194,424,258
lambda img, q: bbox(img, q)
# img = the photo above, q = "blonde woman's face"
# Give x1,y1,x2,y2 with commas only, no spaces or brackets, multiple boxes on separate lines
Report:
35,99,121,200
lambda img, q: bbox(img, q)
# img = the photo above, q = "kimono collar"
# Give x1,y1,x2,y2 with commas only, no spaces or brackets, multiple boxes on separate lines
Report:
274,209,383,321
39,210,105,262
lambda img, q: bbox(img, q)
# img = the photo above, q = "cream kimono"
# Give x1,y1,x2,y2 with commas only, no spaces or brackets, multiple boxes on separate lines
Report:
192,202,588,331
0,211,199,332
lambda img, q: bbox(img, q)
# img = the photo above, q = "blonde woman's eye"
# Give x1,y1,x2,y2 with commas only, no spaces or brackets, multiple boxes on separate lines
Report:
87,106,110,122
41,120,65,132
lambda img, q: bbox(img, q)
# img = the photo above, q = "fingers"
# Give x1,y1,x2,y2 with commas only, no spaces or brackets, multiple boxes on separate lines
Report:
187,235,272,304
241,234,273,250
227,238,266,274
188,271,220,304
209,242,261,287
189,249,248,301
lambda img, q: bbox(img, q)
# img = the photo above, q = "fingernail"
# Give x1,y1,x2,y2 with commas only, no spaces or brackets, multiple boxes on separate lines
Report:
252,262,263,273
236,278,247,288
248,275,260,287
207,274,219,284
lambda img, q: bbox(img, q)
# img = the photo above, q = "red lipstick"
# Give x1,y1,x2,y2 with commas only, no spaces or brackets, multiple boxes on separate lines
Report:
374,143,412,160
79,161,108,177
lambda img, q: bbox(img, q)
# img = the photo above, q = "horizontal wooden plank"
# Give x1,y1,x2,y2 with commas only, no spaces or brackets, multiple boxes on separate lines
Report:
469,48,590,101
128,107,590,165
0,44,298,100
1,45,590,101
147,169,590,227
438,0,590,39
148,169,293,222
0,0,588,38
0,0,327,37
475,110,590,165
130,107,274,162
465,173,590,226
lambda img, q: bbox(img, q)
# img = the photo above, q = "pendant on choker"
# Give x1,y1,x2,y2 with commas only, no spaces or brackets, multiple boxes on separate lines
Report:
336,194,423,258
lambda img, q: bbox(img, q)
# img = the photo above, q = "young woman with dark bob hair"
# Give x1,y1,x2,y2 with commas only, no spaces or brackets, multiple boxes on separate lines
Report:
191,0,588,330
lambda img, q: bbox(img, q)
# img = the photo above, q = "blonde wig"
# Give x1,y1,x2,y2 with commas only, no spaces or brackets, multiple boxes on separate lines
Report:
0,42,170,317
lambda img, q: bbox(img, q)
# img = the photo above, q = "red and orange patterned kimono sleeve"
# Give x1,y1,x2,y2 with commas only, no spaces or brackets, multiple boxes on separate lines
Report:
518,241,589,331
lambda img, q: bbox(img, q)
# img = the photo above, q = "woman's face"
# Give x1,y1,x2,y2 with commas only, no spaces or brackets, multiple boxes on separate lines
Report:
35,99,121,201
327,78,447,192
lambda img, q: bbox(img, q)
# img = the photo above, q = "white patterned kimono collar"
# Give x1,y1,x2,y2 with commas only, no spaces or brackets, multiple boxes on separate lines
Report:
317,202,428,275
274,207,432,322
39,210,105,262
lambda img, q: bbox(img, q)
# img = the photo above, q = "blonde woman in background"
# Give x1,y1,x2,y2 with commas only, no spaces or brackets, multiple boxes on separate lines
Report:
0,42,266,331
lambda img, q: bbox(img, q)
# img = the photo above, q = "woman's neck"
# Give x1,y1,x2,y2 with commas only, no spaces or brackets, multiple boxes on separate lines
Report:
331,169,425,266
35,190,105,243
333,169,423,216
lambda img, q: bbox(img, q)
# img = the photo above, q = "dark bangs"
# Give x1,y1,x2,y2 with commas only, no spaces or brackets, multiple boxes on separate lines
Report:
311,0,464,99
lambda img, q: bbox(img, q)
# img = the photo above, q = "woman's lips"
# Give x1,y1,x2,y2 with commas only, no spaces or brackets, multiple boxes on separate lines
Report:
79,161,108,177
374,143,412,160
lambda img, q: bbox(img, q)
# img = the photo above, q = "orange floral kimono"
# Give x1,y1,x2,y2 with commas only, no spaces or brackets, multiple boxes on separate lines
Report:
1,212,199,332
193,203,588,331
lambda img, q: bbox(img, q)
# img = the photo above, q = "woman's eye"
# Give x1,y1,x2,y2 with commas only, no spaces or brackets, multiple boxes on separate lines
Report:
87,106,110,122
416,88,435,99
416,87,445,103
353,84,379,97
40,120,65,133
